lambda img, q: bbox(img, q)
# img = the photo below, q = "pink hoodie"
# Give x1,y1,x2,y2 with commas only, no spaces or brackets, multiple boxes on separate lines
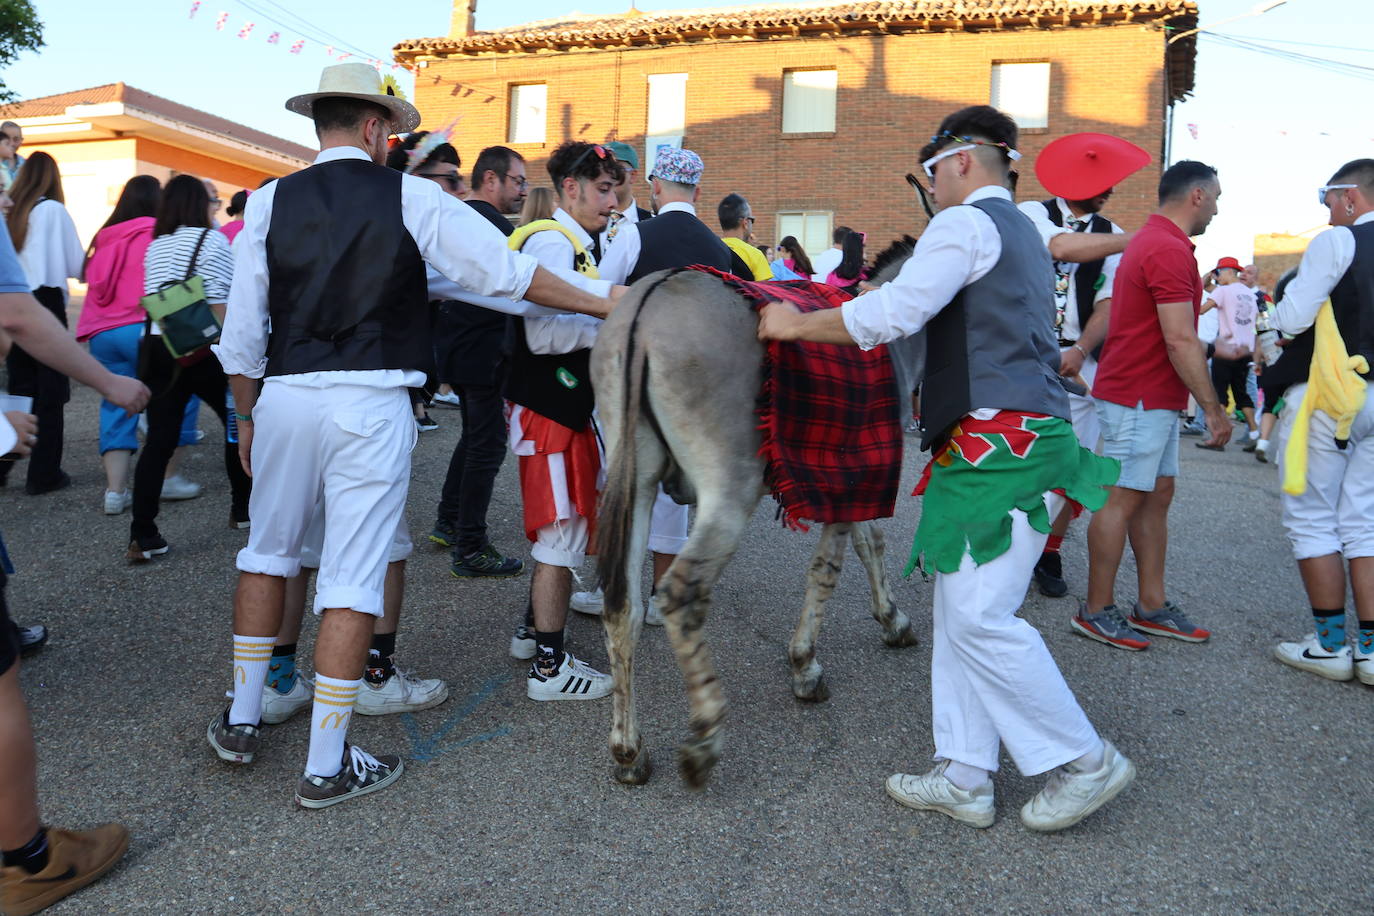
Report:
77,216,155,341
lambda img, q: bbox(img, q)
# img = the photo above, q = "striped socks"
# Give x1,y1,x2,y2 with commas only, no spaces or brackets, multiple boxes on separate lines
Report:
307,674,360,778
228,634,275,726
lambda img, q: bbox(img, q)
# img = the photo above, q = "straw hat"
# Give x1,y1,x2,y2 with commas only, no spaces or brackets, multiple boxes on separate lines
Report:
285,63,420,133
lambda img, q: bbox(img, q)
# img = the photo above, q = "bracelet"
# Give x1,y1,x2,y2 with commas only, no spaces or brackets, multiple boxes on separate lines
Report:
1072,344,1088,358
233,412,253,423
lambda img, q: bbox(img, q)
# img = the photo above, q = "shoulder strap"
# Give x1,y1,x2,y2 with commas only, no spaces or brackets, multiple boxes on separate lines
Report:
183,228,212,282
507,219,600,279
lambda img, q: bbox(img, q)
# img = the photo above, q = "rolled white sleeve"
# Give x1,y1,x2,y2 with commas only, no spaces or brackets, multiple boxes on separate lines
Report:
597,223,640,286
213,186,273,379
429,264,611,318
401,174,536,301
1274,226,1353,336
840,206,999,349
1095,251,1122,304
1017,200,1068,247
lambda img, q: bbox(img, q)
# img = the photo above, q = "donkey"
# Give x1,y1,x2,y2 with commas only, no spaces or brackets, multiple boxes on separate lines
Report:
590,239,918,789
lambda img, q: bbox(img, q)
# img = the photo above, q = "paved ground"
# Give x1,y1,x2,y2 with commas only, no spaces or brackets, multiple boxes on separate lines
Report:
4,382,1370,914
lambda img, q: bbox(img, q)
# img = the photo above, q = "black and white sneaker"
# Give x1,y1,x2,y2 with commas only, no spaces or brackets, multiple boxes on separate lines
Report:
510,624,537,660
295,744,403,809
18,624,48,656
526,651,612,701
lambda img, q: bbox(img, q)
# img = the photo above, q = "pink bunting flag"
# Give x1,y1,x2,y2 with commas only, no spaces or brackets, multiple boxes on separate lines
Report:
237,21,254,39
267,31,280,44
188,1,201,17
215,11,228,30
289,39,305,54
1186,122,1198,140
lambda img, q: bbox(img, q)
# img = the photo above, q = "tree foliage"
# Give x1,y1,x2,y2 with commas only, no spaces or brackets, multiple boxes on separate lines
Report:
0,0,43,104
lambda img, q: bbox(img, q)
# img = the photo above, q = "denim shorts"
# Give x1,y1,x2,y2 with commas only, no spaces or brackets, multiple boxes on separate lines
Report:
1094,399,1179,491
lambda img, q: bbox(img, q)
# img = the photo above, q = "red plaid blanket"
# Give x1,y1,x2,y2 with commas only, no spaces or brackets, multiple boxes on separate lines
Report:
689,266,902,529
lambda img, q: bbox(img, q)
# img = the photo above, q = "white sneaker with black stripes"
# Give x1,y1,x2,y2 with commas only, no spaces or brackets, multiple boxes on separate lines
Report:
526,651,613,701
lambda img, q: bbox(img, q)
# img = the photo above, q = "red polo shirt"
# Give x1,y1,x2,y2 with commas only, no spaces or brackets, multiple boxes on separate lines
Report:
1093,214,1203,412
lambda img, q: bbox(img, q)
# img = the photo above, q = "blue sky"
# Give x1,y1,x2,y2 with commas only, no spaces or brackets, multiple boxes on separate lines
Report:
7,0,1372,269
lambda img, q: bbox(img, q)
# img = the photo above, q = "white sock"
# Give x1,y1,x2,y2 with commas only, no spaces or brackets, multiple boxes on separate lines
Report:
307,674,360,778
1071,740,1106,773
1257,438,1269,449
228,634,275,725
1248,429,1260,440
943,760,992,790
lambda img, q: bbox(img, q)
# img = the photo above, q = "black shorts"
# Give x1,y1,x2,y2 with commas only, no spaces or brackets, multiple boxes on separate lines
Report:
0,582,17,677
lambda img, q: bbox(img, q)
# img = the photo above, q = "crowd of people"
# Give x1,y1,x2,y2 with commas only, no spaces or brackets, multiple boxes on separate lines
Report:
1,61,1371,913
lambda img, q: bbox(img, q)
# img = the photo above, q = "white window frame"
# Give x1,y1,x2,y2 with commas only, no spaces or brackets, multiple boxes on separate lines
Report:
781,68,837,134
508,83,547,144
990,62,1051,130
776,210,833,260
646,73,688,137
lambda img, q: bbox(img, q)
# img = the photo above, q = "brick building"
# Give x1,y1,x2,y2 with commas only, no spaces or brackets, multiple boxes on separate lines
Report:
2,83,311,249
396,0,1197,256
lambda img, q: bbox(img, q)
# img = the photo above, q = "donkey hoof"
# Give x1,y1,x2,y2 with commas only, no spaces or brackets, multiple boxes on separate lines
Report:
677,737,719,790
613,756,653,785
882,625,919,648
792,673,830,703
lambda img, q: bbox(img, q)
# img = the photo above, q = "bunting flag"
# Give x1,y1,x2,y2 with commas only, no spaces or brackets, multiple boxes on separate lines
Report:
188,1,201,17
181,4,420,76
237,21,255,39
267,31,279,44
215,11,228,30
1186,122,1199,140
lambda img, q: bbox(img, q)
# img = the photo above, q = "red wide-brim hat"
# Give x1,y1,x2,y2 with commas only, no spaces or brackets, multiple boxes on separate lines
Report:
1035,133,1152,200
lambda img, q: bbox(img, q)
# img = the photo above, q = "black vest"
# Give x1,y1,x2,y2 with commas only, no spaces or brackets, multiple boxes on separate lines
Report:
432,199,513,388
626,209,735,284
502,223,596,431
921,197,1073,451
1040,199,1116,343
265,160,430,377
1328,221,1374,375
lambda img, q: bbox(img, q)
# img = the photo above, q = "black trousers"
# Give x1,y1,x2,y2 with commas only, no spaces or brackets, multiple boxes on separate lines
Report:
1211,355,1254,411
130,343,250,540
2,287,70,491
435,382,507,554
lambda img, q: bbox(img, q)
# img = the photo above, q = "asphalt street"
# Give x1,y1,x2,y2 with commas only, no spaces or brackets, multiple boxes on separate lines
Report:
4,382,1369,914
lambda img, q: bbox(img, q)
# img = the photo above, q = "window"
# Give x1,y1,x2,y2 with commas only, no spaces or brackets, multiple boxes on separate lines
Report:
990,62,1050,130
508,83,547,144
782,69,836,134
776,211,832,259
646,73,688,136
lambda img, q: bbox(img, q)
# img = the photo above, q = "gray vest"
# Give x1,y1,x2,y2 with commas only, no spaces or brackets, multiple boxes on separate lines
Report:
920,195,1072,450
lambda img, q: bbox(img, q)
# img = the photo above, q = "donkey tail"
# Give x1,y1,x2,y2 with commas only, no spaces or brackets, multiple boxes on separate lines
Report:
595,294,652,617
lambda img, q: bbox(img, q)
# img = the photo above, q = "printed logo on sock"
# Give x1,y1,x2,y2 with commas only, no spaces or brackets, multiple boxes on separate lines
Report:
319,710,351,730
234,665,246,684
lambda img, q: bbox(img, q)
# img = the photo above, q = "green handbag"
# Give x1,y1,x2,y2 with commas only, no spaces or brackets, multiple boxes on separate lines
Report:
139,228,222,363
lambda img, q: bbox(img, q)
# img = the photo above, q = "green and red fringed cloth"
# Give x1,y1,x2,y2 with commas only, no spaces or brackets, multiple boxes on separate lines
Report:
689,266,902,529
907,411,1120,576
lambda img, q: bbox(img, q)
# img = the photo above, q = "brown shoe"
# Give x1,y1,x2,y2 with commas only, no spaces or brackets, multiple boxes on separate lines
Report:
295,744,403,809
0,824,129,916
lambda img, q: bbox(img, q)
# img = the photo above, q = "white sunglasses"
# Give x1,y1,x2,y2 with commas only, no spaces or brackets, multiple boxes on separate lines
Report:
921,144,976,179
1318,184,1357,206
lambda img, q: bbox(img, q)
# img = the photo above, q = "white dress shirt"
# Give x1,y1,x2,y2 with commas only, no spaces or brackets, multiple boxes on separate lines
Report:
520,207,604,355
17,199,83,294
1274,211,1374,336
214,145,539,388
841,185,1010,350
596,200,697,286
810,246,844,283
1016,197,1123,341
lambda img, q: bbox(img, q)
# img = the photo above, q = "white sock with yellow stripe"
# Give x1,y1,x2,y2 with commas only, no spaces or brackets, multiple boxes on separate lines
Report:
307,674,360,778
228,634,275,726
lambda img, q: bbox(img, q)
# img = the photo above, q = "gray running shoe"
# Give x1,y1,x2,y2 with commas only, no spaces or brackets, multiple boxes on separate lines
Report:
296,744,403,809
1021,740,1135,832
1070,603,1150,651
1128,601,1211,642
885,761,995,828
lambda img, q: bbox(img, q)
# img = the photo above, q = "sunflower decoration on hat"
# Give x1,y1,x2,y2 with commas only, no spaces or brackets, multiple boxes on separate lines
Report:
378,72,406,100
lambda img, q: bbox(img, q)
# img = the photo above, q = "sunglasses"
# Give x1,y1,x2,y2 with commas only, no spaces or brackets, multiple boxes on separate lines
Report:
1318,183,1357,206
564,144,609,179
420,173,464,192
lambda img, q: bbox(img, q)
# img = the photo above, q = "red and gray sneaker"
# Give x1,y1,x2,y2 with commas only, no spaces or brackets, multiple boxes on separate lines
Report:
1071,603,1150,651
1127,601,1211,642
295,744,404,809
207,707,260,764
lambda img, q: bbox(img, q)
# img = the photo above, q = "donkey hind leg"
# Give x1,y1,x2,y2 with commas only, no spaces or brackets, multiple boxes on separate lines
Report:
659,495,754,790
851,520,917,648
787,523,851,703
605,427,663,786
